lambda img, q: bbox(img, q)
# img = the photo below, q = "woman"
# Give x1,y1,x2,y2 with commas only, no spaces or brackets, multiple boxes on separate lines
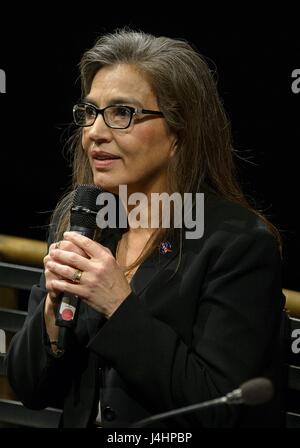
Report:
6,29,285,428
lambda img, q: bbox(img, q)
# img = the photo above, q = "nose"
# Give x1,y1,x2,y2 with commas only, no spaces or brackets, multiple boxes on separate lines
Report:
85,114,113,144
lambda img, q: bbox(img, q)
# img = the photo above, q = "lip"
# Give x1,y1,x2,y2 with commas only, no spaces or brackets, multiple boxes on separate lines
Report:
93,158,120,168
91,150,121,168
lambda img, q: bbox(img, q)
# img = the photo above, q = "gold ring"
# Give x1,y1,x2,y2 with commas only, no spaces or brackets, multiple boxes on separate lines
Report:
55,241,61,249
72,269,83,284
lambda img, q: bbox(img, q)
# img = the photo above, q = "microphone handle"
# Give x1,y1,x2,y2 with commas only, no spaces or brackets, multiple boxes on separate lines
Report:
57,326,69,353
55,226,98,350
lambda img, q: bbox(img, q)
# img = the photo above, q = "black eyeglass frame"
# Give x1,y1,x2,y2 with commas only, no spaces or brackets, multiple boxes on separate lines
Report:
73,102,164,129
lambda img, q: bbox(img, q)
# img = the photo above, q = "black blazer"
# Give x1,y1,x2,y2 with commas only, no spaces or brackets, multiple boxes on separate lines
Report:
6,192,285,428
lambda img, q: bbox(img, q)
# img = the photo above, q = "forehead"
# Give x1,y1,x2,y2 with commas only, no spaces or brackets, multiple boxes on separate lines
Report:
88,64,156,106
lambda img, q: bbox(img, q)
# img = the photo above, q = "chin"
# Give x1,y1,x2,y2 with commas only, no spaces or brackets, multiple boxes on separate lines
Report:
93,175,119,194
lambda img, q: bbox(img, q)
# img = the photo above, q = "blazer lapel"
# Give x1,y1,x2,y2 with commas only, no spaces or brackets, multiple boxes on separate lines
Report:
84,229,180,337
130,236,179,297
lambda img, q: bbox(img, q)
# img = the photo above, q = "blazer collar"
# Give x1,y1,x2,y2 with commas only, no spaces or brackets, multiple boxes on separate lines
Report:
100,229,179,295
99,227,180,297
130,235,179,297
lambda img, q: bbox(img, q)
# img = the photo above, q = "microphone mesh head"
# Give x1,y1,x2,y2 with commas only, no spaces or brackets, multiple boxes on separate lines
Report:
240,377,274,405
70,184,102,228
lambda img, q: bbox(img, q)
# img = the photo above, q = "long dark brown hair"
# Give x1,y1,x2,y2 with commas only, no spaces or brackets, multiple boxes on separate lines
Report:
52,28,281,272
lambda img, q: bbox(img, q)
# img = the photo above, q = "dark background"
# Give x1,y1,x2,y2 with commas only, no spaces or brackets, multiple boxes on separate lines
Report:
0,16,299,290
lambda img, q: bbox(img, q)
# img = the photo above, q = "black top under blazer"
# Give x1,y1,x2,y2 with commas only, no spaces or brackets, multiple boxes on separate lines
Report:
6,191,286,428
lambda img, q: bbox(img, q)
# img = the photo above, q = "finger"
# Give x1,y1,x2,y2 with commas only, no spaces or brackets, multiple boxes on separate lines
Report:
47,261,82,283
45,266,64,282
51,279,86,298
43,254,50,266
48,291,60,304
63,231,108,258
45,271,63,301
49,249,90,272
49,242,60,252
49,240,88,258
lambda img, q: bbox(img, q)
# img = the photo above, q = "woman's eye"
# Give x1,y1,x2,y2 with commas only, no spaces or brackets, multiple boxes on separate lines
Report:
115,106,131,117
85,106,95,116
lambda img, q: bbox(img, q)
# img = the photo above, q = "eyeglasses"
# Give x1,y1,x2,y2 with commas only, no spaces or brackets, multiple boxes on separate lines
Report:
73,102,164,129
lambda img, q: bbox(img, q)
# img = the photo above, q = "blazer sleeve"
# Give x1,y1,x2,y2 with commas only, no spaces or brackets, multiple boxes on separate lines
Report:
5,222,82,410
5,272,77,409
87,226,284,427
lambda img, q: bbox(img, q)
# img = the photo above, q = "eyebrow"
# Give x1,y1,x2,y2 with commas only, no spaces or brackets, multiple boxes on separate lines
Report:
83,96,143,108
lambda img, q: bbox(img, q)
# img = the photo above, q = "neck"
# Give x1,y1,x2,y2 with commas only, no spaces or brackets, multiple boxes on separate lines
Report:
118,179,169,233
124,226,155,242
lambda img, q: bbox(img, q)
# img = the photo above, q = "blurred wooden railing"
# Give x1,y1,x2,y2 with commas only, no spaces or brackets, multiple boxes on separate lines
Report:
283,289,300,318
0,234,46,311
0,234,47,267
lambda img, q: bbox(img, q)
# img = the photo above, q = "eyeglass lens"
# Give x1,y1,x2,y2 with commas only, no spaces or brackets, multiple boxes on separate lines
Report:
74,104,133,128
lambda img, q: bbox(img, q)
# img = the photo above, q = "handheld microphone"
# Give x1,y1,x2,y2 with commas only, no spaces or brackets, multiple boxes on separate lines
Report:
131,377,274,427
55,184,102,350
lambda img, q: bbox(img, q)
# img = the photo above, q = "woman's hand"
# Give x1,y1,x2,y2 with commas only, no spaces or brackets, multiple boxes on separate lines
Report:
44,239,89,304
45,231,132,318
43,238,90,344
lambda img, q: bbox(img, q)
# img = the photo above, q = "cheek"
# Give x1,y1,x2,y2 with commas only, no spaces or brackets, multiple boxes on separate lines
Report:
131,123,173,158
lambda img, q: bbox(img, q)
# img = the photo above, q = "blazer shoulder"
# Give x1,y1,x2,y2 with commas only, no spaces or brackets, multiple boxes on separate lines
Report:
205,192,274,232
192,192,281,256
